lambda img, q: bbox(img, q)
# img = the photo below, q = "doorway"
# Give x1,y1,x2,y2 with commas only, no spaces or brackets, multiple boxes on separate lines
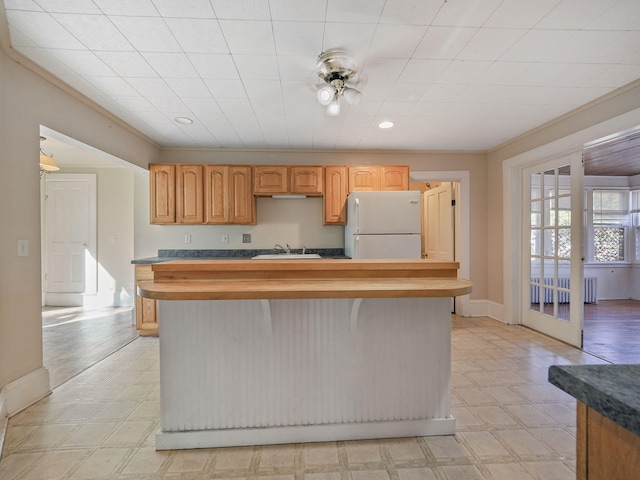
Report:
411,171,470,316
44,174,97,306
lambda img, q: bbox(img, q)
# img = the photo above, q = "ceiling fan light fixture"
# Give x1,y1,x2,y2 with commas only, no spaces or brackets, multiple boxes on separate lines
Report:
342,86,362,106
326,97,341,116
317,85,335,106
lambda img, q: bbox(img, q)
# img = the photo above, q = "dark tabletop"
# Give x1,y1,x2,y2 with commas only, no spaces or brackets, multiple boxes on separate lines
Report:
548,364,640,436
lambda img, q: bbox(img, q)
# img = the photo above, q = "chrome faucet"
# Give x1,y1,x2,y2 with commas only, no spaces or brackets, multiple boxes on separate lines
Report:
274,243,291,254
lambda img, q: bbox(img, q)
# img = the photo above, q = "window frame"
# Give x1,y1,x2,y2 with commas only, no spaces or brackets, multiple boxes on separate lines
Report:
584,187,631,265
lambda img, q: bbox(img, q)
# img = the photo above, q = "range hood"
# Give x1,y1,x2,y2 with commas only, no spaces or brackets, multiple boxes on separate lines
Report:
271,194,307,199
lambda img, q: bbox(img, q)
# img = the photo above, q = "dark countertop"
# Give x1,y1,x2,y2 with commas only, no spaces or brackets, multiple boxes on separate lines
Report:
548,364,640,436
132,248,348,264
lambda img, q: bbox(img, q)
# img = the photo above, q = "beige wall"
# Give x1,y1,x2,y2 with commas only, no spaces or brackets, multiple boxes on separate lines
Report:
486,80,640,309
0,45,158,398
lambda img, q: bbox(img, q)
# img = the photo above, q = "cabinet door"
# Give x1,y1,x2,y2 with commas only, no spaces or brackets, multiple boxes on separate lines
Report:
205,165,229,224
348,166,381,192
324,166,348,224
254,165,288,195
176,164,204,223
381,166,409,190
291,166,324,195
150,164,175,224
135,265,158,336
230,166,255,224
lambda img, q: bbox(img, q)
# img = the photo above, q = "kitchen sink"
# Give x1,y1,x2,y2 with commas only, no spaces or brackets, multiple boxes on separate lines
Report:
251,254,321,260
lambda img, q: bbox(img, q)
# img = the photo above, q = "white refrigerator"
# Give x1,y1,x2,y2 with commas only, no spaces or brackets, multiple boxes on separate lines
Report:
344,190,422,259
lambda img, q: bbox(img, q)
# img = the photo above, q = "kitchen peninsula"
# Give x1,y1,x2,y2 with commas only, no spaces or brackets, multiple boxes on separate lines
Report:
138,258,472,450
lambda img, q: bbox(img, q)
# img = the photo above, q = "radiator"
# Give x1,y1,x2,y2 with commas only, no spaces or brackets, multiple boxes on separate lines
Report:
530,277,597,304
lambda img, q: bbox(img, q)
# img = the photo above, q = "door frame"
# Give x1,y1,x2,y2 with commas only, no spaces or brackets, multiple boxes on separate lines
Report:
411,170,469,316
502,107,640,327
43,173,97,306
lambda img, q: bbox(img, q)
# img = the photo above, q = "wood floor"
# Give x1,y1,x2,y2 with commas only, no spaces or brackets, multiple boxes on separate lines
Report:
582,299,640,364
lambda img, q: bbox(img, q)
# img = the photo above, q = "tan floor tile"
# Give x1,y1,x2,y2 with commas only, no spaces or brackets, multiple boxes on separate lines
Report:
528,427,576,456
480,386,525,405
396,467,438,480
468,406,519,427
21,423,78,448
20,449,89,480
166,449,214,473
422,436,467,460
259,444,298,469
524,460,574,479
0,452,44,480
304,473,342,480
127,399,160,420
213,446,255,470
439,464,484,480
450,407,482,428
62,422,118,447
257,475,294,480
483,462,537,480
494,429,552,457
344,440,382,464
120,447,170,475
92,400,140,421
504,404,557,427
453,387,495,406
2,425,39,450
542,403,576,425
457,431,510,459
69,447,130,478
302,442,339,466
103,419,157,447
351,470,390,480
383,437,425,462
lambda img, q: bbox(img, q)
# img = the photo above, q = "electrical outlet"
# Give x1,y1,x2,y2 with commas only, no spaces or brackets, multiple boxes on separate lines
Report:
242,233,251,244
17,239,29,257
222,234,229,243
184,234,191,243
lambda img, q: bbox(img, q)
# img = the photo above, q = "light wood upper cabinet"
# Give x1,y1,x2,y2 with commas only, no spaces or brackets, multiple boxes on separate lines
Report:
204,165,229,224
254,165,288,195
348,165,409,192
150,164,176,224
205,165,255,224
176,164,204,224
229,166,255,224
381,166,409,191
324,166,348,225
290,166,324,195
348,166,381,192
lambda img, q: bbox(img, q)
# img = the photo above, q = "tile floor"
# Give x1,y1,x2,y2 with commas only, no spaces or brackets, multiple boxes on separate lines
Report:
42,307,138,388
0,315,608,480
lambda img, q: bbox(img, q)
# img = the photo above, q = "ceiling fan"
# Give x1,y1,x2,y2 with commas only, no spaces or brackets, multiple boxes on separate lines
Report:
311,49,366,116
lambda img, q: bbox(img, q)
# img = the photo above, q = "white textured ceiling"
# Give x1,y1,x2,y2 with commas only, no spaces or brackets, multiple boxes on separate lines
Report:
6,0,640,151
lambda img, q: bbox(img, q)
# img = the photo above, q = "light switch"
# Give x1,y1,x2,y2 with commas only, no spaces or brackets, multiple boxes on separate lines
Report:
242,234,251,243
222,234,229,243
18,240,29,256
184,234,191,243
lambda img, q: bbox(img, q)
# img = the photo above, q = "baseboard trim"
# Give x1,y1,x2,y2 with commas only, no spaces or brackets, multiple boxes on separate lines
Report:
463,300,510,324
2,367,51,418
156,417,456,450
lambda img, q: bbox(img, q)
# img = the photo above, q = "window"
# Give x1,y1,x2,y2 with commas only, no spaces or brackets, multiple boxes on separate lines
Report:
632,191,640,262
591,190,629,262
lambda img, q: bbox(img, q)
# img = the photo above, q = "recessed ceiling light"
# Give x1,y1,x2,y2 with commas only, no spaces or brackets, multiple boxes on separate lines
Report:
378,121,394,129
175,116,193,125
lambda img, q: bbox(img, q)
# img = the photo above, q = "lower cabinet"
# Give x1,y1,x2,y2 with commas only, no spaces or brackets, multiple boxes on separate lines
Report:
135,264,158,336
577,402,640,480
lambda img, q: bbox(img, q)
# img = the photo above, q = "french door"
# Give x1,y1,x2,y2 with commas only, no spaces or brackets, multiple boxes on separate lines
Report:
522,153,583,347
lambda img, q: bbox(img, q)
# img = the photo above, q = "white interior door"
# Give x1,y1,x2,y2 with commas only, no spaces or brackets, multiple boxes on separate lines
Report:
522,154,583,347
45,174,97,306
424,183,454,260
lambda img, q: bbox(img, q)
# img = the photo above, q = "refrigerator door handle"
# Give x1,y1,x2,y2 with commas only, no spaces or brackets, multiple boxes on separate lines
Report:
409,199,418,204
354,198,360,234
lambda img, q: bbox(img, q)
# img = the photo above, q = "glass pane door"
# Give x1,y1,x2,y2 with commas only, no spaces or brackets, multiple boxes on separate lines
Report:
523,154,583,347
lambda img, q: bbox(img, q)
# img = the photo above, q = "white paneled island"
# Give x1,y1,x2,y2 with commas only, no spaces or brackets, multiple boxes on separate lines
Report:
138,259,472,450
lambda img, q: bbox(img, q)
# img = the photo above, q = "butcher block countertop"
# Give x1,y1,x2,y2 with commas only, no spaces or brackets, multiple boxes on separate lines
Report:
138,259,472,300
